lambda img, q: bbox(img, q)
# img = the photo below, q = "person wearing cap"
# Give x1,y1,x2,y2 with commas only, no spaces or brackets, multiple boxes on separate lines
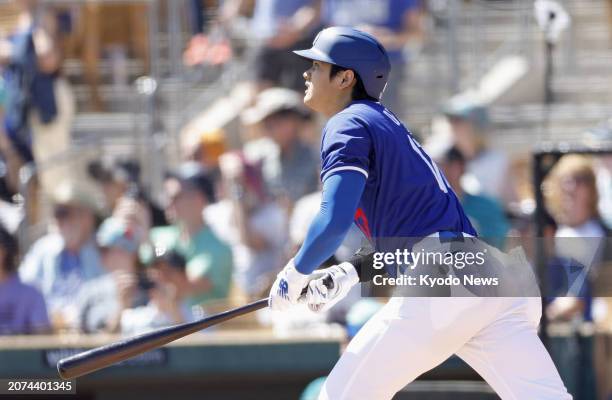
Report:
442,97,517,207
19,181,105,331
266,27,570,399
149,162,233,307
242,87,319,207
120,248,196,335
0,221,50,334
75,217,146,333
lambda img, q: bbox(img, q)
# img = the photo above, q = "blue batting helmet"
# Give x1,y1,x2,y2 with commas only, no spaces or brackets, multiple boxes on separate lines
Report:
293,26,391,100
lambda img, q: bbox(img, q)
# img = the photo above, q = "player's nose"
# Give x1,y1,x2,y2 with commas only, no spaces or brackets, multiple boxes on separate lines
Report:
303,69,311,80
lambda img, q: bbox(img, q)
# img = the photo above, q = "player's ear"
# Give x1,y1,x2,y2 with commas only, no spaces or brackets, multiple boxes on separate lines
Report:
340,70,356,90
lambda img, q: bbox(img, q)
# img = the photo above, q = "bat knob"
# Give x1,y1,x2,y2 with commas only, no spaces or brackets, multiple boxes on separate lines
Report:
322,275,335,290
57,360,70,380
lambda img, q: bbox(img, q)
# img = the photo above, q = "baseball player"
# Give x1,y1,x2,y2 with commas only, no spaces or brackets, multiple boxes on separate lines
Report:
268,27,571,399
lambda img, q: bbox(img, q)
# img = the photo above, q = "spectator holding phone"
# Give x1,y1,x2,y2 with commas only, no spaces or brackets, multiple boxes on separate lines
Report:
76,217,146,333
120,248,194,336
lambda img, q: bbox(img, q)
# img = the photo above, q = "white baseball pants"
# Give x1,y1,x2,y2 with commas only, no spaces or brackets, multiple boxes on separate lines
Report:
318,296,572,400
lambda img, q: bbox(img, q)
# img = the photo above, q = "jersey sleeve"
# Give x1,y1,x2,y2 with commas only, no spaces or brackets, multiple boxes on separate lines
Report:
320,113,372,183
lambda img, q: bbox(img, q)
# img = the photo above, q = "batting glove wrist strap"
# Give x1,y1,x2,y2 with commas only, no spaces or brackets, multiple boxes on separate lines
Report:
333,262,360,289
349,251,377,283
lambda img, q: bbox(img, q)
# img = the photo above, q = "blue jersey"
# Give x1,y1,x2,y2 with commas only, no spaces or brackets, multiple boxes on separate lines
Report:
320,100,476,242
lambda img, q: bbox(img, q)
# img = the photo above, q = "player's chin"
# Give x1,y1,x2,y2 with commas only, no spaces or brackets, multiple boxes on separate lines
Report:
303,92,317,110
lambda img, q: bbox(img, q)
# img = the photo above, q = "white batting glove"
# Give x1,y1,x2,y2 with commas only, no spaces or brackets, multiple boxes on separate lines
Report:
268,258,310,312
306,262,359,313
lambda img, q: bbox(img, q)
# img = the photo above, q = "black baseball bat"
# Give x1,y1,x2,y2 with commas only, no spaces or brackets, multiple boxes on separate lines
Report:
57,298,268,380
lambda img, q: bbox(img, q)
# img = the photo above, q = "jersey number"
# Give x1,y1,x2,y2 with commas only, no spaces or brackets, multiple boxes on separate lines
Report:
383,109,448,193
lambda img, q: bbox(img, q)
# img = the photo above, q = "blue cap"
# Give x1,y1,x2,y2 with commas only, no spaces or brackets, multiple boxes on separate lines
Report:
293,27,391,100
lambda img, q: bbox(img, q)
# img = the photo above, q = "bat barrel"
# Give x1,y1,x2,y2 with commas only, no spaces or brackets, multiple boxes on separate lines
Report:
57,298,268,379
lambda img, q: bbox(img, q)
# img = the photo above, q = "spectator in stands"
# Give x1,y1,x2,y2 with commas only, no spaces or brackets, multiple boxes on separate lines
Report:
435,146,510,249
148,162,233,307
543,155,606,319
19,181,104,331
180,127,227,203
0,222,50,334
183,1,233,68
0,77,24,226
77,217,146,333
441,97,517,207
205,151,287,298
0,75,21,199
595,154,612,230
182,128,227,174
584,121,612,229
246,0,323,91
543,154,603,400
0,0,76,198
121,248,195,336
88,158,167,227
322,0,424,116
241,87,319,208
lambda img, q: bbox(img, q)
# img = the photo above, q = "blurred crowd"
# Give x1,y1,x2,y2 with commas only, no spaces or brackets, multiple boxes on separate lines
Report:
0,1,611,399
0,0,427,336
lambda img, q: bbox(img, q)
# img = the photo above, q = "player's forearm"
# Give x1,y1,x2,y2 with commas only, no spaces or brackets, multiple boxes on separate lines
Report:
294,171,365,274
294,205,351,274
